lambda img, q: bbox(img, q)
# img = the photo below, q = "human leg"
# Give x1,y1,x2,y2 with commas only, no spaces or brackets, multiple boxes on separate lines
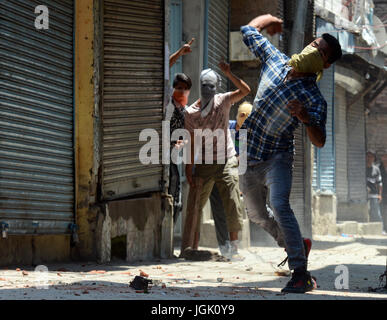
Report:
209,184,230,253
265,152,306,271
239,164,286,248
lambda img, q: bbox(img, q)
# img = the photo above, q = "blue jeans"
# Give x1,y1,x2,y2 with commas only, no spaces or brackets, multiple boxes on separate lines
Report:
239,152,306,270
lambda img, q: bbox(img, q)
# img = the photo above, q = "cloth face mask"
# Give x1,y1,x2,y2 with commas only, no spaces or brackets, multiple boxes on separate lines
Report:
288,45,324,81
199,69,221,117
173,89,190,107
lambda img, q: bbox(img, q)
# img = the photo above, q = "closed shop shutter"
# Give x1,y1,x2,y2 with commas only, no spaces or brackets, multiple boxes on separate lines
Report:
206,0,229,93
313,65,336,192
334,86,348,202
0,0,75,234
102,0,164,200
347,99,367,201
290,127,305,232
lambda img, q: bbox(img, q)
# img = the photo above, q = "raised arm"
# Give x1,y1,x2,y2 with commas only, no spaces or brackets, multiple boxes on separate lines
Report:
241,14,283,63
218,59,250,105
247,14,283,35
169,38,195,68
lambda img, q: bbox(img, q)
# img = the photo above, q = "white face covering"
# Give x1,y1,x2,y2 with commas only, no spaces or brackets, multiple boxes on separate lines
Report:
200,69,221,118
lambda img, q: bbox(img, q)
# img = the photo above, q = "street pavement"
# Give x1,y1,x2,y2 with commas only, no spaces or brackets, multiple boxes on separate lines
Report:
0,235,386,300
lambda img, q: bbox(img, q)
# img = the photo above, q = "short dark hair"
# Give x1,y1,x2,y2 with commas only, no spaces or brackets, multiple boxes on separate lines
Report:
173,73,192,89
322,33,342,64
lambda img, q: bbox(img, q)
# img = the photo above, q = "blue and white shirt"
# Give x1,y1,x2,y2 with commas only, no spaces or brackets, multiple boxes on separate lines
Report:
240,25,327,163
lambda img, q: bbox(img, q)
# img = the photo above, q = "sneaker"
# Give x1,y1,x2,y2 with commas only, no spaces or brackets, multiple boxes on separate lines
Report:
278,238,312,268
219,241,231,258
281,270,317,294
229,240,245,261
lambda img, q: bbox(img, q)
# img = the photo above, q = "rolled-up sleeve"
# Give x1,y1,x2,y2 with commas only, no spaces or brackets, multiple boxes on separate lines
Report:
240,25,278,63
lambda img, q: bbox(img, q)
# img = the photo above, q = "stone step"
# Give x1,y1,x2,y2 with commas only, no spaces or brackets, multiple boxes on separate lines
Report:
336,221,383,236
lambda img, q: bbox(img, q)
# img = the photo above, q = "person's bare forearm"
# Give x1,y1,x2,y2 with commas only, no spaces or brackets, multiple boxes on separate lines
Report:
226,72,250,96
169,50,182,68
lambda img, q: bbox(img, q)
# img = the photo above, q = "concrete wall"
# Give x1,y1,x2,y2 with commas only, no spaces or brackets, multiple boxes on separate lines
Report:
334,66,368,222
96,193,173,263
230,0,278,32
181,0,205,106
312,193,337,235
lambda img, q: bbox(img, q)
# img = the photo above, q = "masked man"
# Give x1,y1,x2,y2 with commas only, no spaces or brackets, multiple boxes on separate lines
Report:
238,14,342,293
210,101,253,258
166,40,194,225
180,61,250,260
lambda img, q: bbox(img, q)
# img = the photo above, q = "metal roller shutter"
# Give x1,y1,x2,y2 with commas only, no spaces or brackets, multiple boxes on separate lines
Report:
206,0,229,93
290,127,305,231
0,0,75,234
334,86,348,202
102,0,164,200
313,66,336,192
347,99,367,201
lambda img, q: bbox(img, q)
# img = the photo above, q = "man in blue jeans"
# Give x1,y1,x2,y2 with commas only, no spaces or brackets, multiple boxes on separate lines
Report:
239,14,342,293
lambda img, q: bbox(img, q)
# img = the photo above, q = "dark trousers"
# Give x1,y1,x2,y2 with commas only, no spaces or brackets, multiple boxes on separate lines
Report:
169,163,181,224
209,185,230,247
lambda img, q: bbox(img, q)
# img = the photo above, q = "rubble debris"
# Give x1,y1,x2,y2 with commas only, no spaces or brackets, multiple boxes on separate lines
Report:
129,276,152,293
139,270,149,278
88,270,106,275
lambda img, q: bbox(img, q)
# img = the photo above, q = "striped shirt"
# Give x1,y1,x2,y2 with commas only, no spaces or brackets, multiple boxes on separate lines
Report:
240,25,327,163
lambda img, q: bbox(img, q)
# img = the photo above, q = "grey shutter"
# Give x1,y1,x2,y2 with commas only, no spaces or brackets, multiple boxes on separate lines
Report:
347,98,367,201
313,66,336,192
334,86,348,202
102,0,164,200
290,127,305,232
207,0,229,93
0,0,75,234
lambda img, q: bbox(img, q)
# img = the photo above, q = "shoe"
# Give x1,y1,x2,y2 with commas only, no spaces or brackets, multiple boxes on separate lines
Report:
281,270,317,294
278,238,312,268
229,240,245,261
219,241,231,258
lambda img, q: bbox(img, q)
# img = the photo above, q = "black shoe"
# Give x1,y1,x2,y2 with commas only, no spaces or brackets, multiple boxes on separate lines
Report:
281,270,317,294
278,238,312,268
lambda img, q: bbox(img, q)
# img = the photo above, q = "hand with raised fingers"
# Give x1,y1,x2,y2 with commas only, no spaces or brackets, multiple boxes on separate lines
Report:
180,38,195,56
218,58,231,76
